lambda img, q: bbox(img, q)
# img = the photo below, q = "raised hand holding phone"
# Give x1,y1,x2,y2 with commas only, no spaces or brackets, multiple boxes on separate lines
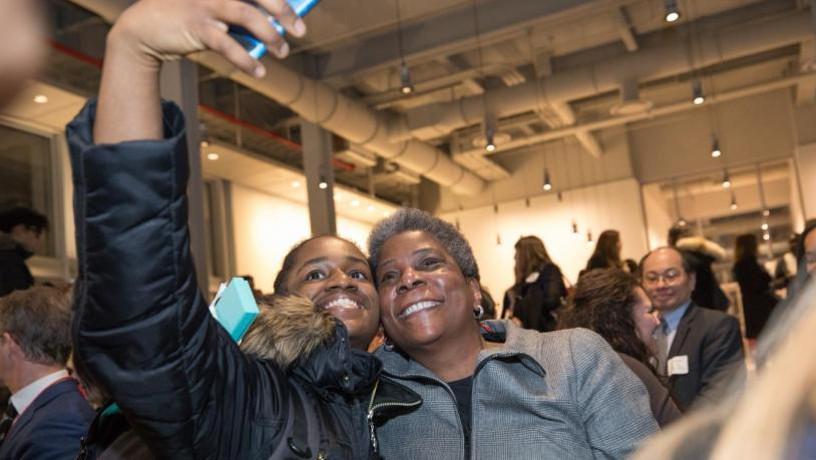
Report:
95,0,306,145
230,0,321,59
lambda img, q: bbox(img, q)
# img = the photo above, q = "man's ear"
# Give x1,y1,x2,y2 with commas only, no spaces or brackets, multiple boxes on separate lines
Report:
688,272,697,292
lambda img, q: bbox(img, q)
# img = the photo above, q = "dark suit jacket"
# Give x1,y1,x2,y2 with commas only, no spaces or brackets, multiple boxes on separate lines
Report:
0,378,95,460
666,303,745,411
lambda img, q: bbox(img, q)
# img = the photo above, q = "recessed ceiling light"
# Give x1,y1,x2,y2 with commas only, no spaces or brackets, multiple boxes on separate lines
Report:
33,94,48,104
291,181,301,188
367,205,375,212
351,199,360,207
206,152,219,161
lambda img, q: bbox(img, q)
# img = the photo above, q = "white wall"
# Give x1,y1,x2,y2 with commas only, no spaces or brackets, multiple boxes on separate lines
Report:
230,184,375,293
439,178,649,300
795,142,816,221
641,183,673,250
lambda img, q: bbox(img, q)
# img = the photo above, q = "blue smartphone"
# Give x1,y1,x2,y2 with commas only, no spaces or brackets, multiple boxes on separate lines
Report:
229,0,321,59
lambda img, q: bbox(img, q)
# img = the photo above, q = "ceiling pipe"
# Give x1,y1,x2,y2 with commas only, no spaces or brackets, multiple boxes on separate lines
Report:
67,0,486,195
394,10,815,142
455,71,816,158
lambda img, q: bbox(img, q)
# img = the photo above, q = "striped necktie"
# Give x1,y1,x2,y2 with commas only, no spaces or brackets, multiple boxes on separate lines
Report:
0,402,18,444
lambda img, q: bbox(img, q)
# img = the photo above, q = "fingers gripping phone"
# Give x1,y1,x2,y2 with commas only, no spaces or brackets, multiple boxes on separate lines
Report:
229,0,321,59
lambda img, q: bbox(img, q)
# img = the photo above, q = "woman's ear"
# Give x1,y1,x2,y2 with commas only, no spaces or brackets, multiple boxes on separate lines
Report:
468,279,482,308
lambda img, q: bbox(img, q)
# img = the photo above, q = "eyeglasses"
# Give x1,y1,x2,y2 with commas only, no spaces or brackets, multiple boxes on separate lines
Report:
643,269,683,286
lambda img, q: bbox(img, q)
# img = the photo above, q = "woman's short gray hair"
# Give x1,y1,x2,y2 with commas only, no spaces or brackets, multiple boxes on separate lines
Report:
368,208,480,280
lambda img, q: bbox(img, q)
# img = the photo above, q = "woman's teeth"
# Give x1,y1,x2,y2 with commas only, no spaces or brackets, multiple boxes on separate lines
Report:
399,300,440,318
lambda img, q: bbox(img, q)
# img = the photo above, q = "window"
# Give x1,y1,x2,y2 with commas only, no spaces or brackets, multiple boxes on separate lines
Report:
0,124,56,257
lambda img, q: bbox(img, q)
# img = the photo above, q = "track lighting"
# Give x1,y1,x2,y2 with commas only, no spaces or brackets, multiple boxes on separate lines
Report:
543,168,552,191
692,80,705,105
761,222,769,231
762,232,770,241
399,62,414,95
664,0,681,23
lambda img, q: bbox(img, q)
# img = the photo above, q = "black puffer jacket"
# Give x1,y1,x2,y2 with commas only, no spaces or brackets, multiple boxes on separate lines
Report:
67,100,419,459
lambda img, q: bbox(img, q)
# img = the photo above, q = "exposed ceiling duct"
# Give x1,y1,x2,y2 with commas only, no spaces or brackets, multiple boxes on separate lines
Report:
67,0,487,195
393,10,815,142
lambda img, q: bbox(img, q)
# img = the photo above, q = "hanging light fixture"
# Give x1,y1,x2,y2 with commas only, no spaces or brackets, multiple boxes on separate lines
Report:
484,119,496,152
710,137,722,158
730,193,738,211
572,220,580,235
664,0,681,23
761,222,769,231
399,62,414,95
762,209,771,217
587,230,594,245
721,170,731,189
395,0,413,96
692,79,705,105
543,168,552,191
763,232,771,241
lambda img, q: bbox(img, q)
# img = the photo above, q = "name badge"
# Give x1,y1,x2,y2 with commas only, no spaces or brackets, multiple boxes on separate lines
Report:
667,355,689,376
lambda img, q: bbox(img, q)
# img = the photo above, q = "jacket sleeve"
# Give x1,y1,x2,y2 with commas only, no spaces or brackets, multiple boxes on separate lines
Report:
66,99,288,458
568,329,659,459
695,315,745,406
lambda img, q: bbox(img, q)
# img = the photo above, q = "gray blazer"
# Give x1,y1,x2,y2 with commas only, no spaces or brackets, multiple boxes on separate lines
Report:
374,321,658,459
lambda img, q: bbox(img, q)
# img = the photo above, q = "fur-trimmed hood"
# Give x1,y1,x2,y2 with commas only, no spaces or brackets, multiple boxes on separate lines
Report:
676,236,727,261
240,295,337,368
239,295,381,397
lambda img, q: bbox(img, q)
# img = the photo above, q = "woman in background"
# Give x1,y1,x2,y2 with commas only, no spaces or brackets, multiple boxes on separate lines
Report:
560,269,682,427
502,236,567,332
585,230,624,272
733,234,777,339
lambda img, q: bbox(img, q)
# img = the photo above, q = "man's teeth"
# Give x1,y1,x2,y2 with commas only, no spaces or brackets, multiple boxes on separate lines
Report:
400,300,440,318
323,298,361,310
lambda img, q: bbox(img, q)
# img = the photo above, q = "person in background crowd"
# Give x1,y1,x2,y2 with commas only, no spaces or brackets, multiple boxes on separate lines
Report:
634,264,816,460
502,236,567,331
0,0,46,107
0,207,49,297
640,247,744,411
624,258,639,275
772,233,799,291
796,219,816,277
560,268,682,427
0,287,94,459
732,234,777,339
369,208,657,460
585,230,624,272
67,0,419,457
668,226,730,311
479,285,496,320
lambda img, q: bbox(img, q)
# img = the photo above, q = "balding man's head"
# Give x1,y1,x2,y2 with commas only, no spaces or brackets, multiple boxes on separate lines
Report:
640,247,696,312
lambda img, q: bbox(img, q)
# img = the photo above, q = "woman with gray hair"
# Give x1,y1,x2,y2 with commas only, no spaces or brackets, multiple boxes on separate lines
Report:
368,208,658,460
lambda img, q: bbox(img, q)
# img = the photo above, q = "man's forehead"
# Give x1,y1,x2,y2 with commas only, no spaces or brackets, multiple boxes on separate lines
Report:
643,249,683,270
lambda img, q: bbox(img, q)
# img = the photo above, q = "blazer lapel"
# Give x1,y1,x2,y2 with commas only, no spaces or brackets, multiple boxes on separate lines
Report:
4,379,75,442
668,303,697,358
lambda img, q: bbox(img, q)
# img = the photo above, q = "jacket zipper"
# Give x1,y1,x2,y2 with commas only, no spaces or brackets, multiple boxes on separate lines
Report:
366,379,422,454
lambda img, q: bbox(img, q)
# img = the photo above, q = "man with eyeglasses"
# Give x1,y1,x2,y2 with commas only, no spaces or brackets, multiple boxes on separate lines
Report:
0,207,48,297
640,247,744,411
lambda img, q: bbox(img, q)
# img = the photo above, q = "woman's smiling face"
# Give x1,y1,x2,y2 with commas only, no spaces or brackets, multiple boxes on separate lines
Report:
374,230,480,354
